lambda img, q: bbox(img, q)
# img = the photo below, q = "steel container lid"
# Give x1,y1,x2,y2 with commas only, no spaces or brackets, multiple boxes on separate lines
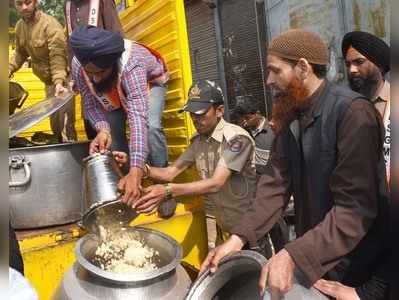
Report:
9,92,74,138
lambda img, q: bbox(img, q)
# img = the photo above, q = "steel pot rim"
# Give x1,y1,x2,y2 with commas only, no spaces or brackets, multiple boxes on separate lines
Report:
81,198,138,233
185,250,267,299
75,227,183,283
9,140,90,151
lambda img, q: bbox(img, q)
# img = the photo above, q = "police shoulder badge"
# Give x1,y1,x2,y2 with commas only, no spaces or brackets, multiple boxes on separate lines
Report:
228,137,243,152
189,84,201,99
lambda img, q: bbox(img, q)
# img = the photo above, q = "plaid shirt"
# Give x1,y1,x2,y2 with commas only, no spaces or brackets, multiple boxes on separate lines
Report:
71,42,165,168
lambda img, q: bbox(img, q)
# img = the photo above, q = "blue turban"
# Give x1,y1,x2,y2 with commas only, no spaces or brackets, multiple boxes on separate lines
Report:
70,26,125,68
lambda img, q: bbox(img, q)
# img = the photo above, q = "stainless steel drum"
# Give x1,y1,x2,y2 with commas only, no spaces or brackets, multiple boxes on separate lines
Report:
9,142,90,229
81,152,137,233
186,250,329,300
82,152,123,207
8,87,85,229
53,227,191,300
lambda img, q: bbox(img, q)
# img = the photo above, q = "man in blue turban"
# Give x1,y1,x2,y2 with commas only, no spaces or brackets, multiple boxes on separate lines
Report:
70,26,171,215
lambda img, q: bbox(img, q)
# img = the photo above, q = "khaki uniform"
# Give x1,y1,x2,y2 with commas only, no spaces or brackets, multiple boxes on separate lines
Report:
177,119,257,236
9,10,76,142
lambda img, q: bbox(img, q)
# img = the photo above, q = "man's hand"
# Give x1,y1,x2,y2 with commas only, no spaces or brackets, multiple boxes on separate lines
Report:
55,83,68,97
118,167,143,207
112,151,128,168
199,234,244,275
313,279,360,300
133,184,167,215
89,130,112,154
259,249,295,299
68,80,79,94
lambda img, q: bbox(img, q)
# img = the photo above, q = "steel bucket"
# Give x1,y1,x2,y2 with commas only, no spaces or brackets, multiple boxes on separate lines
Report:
81,153,137,233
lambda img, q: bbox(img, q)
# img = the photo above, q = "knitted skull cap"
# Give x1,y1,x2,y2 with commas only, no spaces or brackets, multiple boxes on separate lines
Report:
268,29,329,65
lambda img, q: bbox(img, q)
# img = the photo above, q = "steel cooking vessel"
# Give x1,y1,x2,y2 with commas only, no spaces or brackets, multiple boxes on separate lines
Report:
186,250,329,300
8,85,85,229
82,152,123,208
81,152,137,233
53,227,191,300
9,142,90,229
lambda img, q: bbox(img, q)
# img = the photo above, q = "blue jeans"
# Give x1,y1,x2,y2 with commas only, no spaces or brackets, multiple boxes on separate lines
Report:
147,84,168,167
105,108,129,155
104,84,168,167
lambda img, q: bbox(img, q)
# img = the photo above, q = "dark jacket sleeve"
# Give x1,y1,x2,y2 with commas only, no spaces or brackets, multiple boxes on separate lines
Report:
355,276,389,300
230,133,292,248
285,99,384,285
102,0,124,36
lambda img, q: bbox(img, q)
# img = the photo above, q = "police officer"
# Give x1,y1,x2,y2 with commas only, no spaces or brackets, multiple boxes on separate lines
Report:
114,80,263,249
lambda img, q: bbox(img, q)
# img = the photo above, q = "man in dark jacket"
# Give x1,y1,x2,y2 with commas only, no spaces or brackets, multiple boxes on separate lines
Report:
200,29,389,299
313,31,391,300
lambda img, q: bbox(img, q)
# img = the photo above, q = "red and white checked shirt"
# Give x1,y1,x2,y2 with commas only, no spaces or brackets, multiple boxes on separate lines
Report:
72,42,166,168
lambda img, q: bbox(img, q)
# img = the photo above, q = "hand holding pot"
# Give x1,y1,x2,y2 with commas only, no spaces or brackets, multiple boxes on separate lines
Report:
199,234,244,275
118,167,143,207
112,151,128,168
133,184,166,215
55,83,68,97
258,248,295,299
90,130,112,154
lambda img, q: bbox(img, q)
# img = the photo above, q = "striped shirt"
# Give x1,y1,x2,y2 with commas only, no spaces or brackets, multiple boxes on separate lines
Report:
71,42,165,168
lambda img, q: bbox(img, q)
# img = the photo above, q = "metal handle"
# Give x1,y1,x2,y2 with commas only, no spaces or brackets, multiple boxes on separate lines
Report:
17,89,29,108
9,156,31,187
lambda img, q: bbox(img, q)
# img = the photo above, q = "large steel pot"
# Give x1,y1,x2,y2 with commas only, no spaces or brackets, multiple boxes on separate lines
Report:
9,141,89,229
81,153,137,234
82,153,123,209
186,250,329,300
53,227,191,300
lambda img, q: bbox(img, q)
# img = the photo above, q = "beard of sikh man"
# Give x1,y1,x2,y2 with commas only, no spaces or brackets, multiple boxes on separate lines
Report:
347,59,381,99
270,70,311,133
90,63,120,94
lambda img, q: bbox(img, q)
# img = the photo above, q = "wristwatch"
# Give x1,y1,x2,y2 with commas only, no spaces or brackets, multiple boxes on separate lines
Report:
164,183,173,201
142,163,151,179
